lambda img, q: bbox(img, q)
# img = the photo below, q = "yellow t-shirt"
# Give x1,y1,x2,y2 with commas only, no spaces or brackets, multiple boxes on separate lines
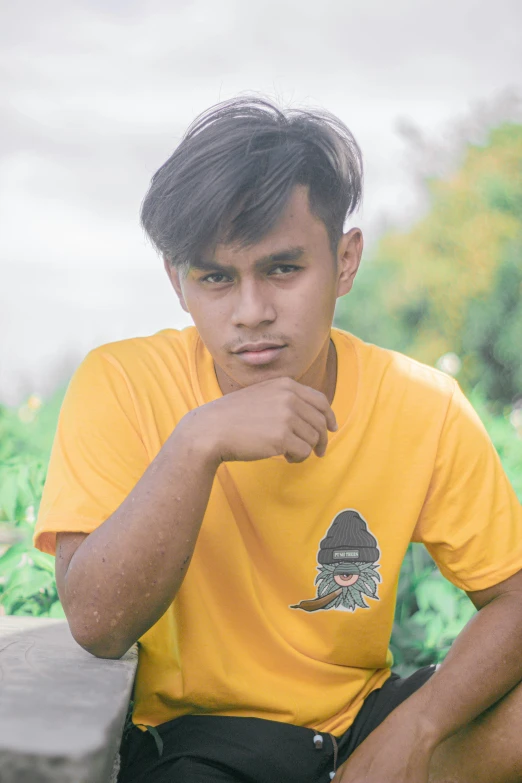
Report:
34,326,522,736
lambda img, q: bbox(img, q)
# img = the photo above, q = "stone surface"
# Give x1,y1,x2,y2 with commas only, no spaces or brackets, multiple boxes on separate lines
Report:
0,616,138,783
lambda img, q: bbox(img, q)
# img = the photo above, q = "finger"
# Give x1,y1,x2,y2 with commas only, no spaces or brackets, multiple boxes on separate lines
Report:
283,434,314,464
291,417,321,452
293,400,329,457
292,383,338,432
314,437,328,459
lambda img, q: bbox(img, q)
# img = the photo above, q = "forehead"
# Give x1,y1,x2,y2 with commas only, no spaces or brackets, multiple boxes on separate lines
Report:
211,185,330,268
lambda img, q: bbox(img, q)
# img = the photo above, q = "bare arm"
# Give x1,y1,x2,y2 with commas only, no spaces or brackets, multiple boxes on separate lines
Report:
335,568,522,782
393,568,522,743
58,413,219,659
57,377,337,660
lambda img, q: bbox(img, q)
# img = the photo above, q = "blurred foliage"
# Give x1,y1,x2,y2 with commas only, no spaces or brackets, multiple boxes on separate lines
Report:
390,545,477,676
461,239,522,406
0,391,66,619
337,122,522,408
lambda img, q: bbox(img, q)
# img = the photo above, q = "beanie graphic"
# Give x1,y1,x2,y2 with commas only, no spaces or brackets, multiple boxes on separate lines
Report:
290,509,381,613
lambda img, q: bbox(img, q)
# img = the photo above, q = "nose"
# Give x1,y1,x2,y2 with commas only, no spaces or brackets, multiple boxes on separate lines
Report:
231,278,276,329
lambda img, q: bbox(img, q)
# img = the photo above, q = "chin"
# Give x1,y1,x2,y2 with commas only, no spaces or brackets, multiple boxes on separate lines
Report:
230,362,297,387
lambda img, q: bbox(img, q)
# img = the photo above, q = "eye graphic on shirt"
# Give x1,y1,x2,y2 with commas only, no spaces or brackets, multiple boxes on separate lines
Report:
290,509,381,613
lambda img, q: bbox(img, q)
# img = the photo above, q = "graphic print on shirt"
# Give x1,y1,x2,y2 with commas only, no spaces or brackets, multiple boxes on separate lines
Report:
290,509,381,612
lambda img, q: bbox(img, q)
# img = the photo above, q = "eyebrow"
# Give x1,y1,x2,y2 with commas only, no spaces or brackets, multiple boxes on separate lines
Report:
189,246,306,273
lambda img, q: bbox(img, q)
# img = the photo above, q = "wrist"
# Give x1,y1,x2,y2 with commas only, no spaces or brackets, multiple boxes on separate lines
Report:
172,407,224,472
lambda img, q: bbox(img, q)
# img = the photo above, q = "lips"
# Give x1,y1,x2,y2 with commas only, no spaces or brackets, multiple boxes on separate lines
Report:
233,342,285,353
232,343,286,366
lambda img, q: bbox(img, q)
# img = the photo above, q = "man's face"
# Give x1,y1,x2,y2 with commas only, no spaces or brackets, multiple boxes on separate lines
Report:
165,185,362,391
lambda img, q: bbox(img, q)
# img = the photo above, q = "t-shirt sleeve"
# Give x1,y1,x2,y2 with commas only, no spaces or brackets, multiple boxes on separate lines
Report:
33,349,150,556
412,381,522,592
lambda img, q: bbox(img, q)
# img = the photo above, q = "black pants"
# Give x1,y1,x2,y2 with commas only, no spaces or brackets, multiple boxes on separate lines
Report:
118,666,436,783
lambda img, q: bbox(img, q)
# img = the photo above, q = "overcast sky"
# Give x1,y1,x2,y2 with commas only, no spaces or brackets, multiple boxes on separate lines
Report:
2,0,521,404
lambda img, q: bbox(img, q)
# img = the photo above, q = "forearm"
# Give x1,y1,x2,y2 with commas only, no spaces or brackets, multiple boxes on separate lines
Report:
63,410,219,658
387,589,522,746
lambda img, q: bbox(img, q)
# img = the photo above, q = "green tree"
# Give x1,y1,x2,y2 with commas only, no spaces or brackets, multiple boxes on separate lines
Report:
336,122,522,402
462,237,522,407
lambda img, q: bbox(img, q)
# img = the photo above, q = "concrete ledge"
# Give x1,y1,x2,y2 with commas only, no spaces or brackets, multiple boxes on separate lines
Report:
0,616,138,783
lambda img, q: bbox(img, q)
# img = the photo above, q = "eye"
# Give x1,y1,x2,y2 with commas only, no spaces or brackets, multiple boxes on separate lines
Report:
269,264,301,275
200,273,230,284
334,573,359,587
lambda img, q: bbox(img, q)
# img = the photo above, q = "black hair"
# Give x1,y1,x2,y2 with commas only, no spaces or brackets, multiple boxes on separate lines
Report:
140,95,363,270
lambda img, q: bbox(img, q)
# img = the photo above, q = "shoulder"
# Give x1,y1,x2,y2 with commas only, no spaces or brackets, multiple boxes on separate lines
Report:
80,326,200,389
63,327,201,411
88,326,199,372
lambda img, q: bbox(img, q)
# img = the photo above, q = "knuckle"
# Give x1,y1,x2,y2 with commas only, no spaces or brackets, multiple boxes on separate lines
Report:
284,437,312,462
295,441,312,459
320,394,331,410
284,410,299,430
279,391,296,412
282,411,294,429
302,444,313,459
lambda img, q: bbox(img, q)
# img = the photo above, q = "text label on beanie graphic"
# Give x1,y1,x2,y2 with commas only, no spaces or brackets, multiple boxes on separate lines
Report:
290,509,381,612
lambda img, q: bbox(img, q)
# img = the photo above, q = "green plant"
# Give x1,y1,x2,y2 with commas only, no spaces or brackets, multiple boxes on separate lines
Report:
390,545,477,677
0,390,66,618
461,237,522,408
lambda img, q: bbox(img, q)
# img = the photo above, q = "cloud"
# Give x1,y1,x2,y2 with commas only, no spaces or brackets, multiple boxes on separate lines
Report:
1,0,521,402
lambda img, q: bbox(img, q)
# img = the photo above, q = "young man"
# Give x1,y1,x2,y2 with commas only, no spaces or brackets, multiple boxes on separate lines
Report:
34,97,522,783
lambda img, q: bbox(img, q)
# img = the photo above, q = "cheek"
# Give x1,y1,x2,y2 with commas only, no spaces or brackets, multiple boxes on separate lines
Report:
291,280,338,342
184,296,225,342
334,574,359,587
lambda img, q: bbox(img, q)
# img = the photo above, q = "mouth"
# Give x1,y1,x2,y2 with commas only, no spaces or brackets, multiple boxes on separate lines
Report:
232,343,287,366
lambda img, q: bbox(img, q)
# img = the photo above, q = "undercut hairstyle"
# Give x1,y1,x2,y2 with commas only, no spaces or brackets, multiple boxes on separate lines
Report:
140,96,363,271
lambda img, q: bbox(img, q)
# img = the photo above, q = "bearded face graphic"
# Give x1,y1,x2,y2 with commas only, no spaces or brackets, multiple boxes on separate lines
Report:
315,561,381,611
291,509,381,613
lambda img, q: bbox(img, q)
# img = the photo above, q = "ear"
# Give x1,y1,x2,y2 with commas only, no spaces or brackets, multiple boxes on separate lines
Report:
163,256,190,313
336,228,363,298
